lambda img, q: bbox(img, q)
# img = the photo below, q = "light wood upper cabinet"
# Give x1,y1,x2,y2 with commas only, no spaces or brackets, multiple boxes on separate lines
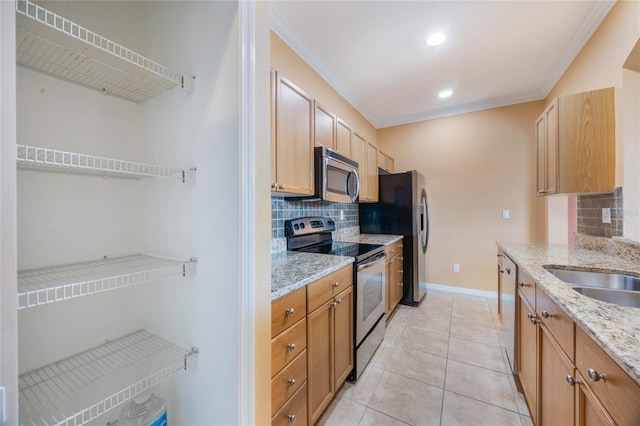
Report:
386,155,395,173
351,132,366,201
314,102,336,151
377,150,387,172
335,118,352,158
272,73,315,196
536,99,558,196
536,87,615,196
365,143,379,202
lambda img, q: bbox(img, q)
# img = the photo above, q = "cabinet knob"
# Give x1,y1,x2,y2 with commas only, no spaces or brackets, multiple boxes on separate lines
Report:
519,282,531,288
288,414,296,423
541,310,551,319
390,259,395,264
538,190,548,195
331,301,338,308
285,308,295,317
279,184,286,190
287,378,297,387
335,298,342,305
398,270,403,274
497,254,503,258
565,375,581,386
527,313,538,325
499,269,505,274
333,281,340,288
587,368,606,382
272,182,278,190
287,343,296,352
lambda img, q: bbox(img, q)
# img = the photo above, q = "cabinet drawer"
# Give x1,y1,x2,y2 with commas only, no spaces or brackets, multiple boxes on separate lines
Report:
272,382,308,426
272,287,307,338
271,350,307,416
307,266,352,313
385,240,403,258
517,270,536,308
272,318,307,377
576,327,640,426
536,288,575,361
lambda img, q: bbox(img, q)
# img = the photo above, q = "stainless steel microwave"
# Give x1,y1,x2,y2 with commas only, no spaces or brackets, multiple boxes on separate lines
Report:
313,147,360,203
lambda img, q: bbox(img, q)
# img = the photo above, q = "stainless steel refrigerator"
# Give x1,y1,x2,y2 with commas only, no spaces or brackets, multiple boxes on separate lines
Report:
359,171,429,305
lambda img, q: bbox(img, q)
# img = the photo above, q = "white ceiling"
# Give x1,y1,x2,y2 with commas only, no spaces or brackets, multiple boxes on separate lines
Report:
270,1,616,128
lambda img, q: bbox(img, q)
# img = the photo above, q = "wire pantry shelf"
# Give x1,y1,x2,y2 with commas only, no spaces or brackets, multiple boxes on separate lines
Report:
19,329,198,426
18,254,197,310
15,0,192,103
17,145,193,181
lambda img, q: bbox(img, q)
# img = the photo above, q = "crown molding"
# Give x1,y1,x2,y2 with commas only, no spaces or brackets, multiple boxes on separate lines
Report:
540,0,616,98
269,4,382,127
377,90,547,129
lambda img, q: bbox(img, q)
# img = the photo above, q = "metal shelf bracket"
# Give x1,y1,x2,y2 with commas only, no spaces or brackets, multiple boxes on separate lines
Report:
183,168,197,185
182,76,196,93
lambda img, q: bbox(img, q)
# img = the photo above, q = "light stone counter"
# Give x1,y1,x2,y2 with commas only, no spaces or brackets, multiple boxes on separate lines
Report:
498,241,640,385
271,251,353,301
339,233,403,246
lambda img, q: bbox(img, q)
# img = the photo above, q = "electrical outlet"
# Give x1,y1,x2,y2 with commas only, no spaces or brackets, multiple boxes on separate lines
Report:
340,210,345,221
602,208,612,224
453,264,460,272
502,210,510,220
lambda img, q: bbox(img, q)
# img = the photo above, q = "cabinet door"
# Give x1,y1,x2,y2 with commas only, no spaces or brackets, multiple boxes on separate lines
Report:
275,75,314,195
333,286,353,390
307,300,334,424
575,374,616,426
539,324,574,426
271,69,277,192
545,100,558,195
517,294,538,423
384,258,394,318
394,255,404,307
336,118,351,157
351,133,366,201
377,150,387,171
315,102,336,150
558,88,614,193
386,155,395,173
366,143,379,202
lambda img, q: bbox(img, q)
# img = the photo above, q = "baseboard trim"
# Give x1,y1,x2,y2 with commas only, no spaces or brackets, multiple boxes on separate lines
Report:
425,282,498,299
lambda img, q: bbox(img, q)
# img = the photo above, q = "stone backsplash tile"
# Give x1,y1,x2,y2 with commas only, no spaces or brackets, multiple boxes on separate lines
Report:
576,187,623,238
271,198,359,241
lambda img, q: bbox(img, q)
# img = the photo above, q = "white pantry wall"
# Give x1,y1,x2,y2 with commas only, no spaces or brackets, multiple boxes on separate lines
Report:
15,1,241,425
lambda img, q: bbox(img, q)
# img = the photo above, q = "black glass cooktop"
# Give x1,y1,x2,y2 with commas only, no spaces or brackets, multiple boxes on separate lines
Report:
294,241,383,261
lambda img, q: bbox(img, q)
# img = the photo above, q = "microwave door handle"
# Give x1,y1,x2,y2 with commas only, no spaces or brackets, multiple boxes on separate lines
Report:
350,168,360,202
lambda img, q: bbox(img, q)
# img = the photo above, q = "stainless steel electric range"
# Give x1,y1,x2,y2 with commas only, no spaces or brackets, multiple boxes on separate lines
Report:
286,217,386,380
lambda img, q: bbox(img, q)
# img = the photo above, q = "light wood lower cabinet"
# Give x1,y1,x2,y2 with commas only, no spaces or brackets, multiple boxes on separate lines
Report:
505,253,640,426
272,383,308,426
385,241,403,318
307,285,353,425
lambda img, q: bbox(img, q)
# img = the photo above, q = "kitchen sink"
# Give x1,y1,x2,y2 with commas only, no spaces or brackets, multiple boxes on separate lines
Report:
572,287,640,308
545,268,640,291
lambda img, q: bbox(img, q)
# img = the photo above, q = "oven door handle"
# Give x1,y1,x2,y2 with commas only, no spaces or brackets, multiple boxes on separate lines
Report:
357,252,386,270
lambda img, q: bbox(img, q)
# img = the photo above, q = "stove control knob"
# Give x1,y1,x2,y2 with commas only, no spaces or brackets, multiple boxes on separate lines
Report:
300,223,305,229
293,224,299,230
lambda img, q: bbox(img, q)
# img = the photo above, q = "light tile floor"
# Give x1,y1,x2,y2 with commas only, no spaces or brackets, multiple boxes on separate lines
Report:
317,290,532,426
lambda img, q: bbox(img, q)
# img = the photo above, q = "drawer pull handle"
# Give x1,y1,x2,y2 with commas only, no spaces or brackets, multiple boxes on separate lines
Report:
527,313,538,325
287,378,297,387
288,414,296,423
285,308,295,316
287,343,296,352
565,375,581,386
333,281,340,288
588,368,606,382
541,310,551,318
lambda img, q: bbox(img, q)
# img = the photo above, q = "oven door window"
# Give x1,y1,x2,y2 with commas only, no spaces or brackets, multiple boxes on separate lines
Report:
362,270,383,320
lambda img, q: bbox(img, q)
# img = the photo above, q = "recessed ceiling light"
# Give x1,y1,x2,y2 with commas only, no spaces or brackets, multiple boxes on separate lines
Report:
438,89,453,99
427,33,446,46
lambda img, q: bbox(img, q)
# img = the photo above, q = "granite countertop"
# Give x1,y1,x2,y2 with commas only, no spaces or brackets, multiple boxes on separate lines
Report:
339,233,403,245
271,251,353,300
271,233,401,301
498,241,640,385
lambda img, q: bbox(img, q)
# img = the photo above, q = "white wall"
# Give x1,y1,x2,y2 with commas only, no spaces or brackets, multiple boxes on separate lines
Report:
16,2,241,424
